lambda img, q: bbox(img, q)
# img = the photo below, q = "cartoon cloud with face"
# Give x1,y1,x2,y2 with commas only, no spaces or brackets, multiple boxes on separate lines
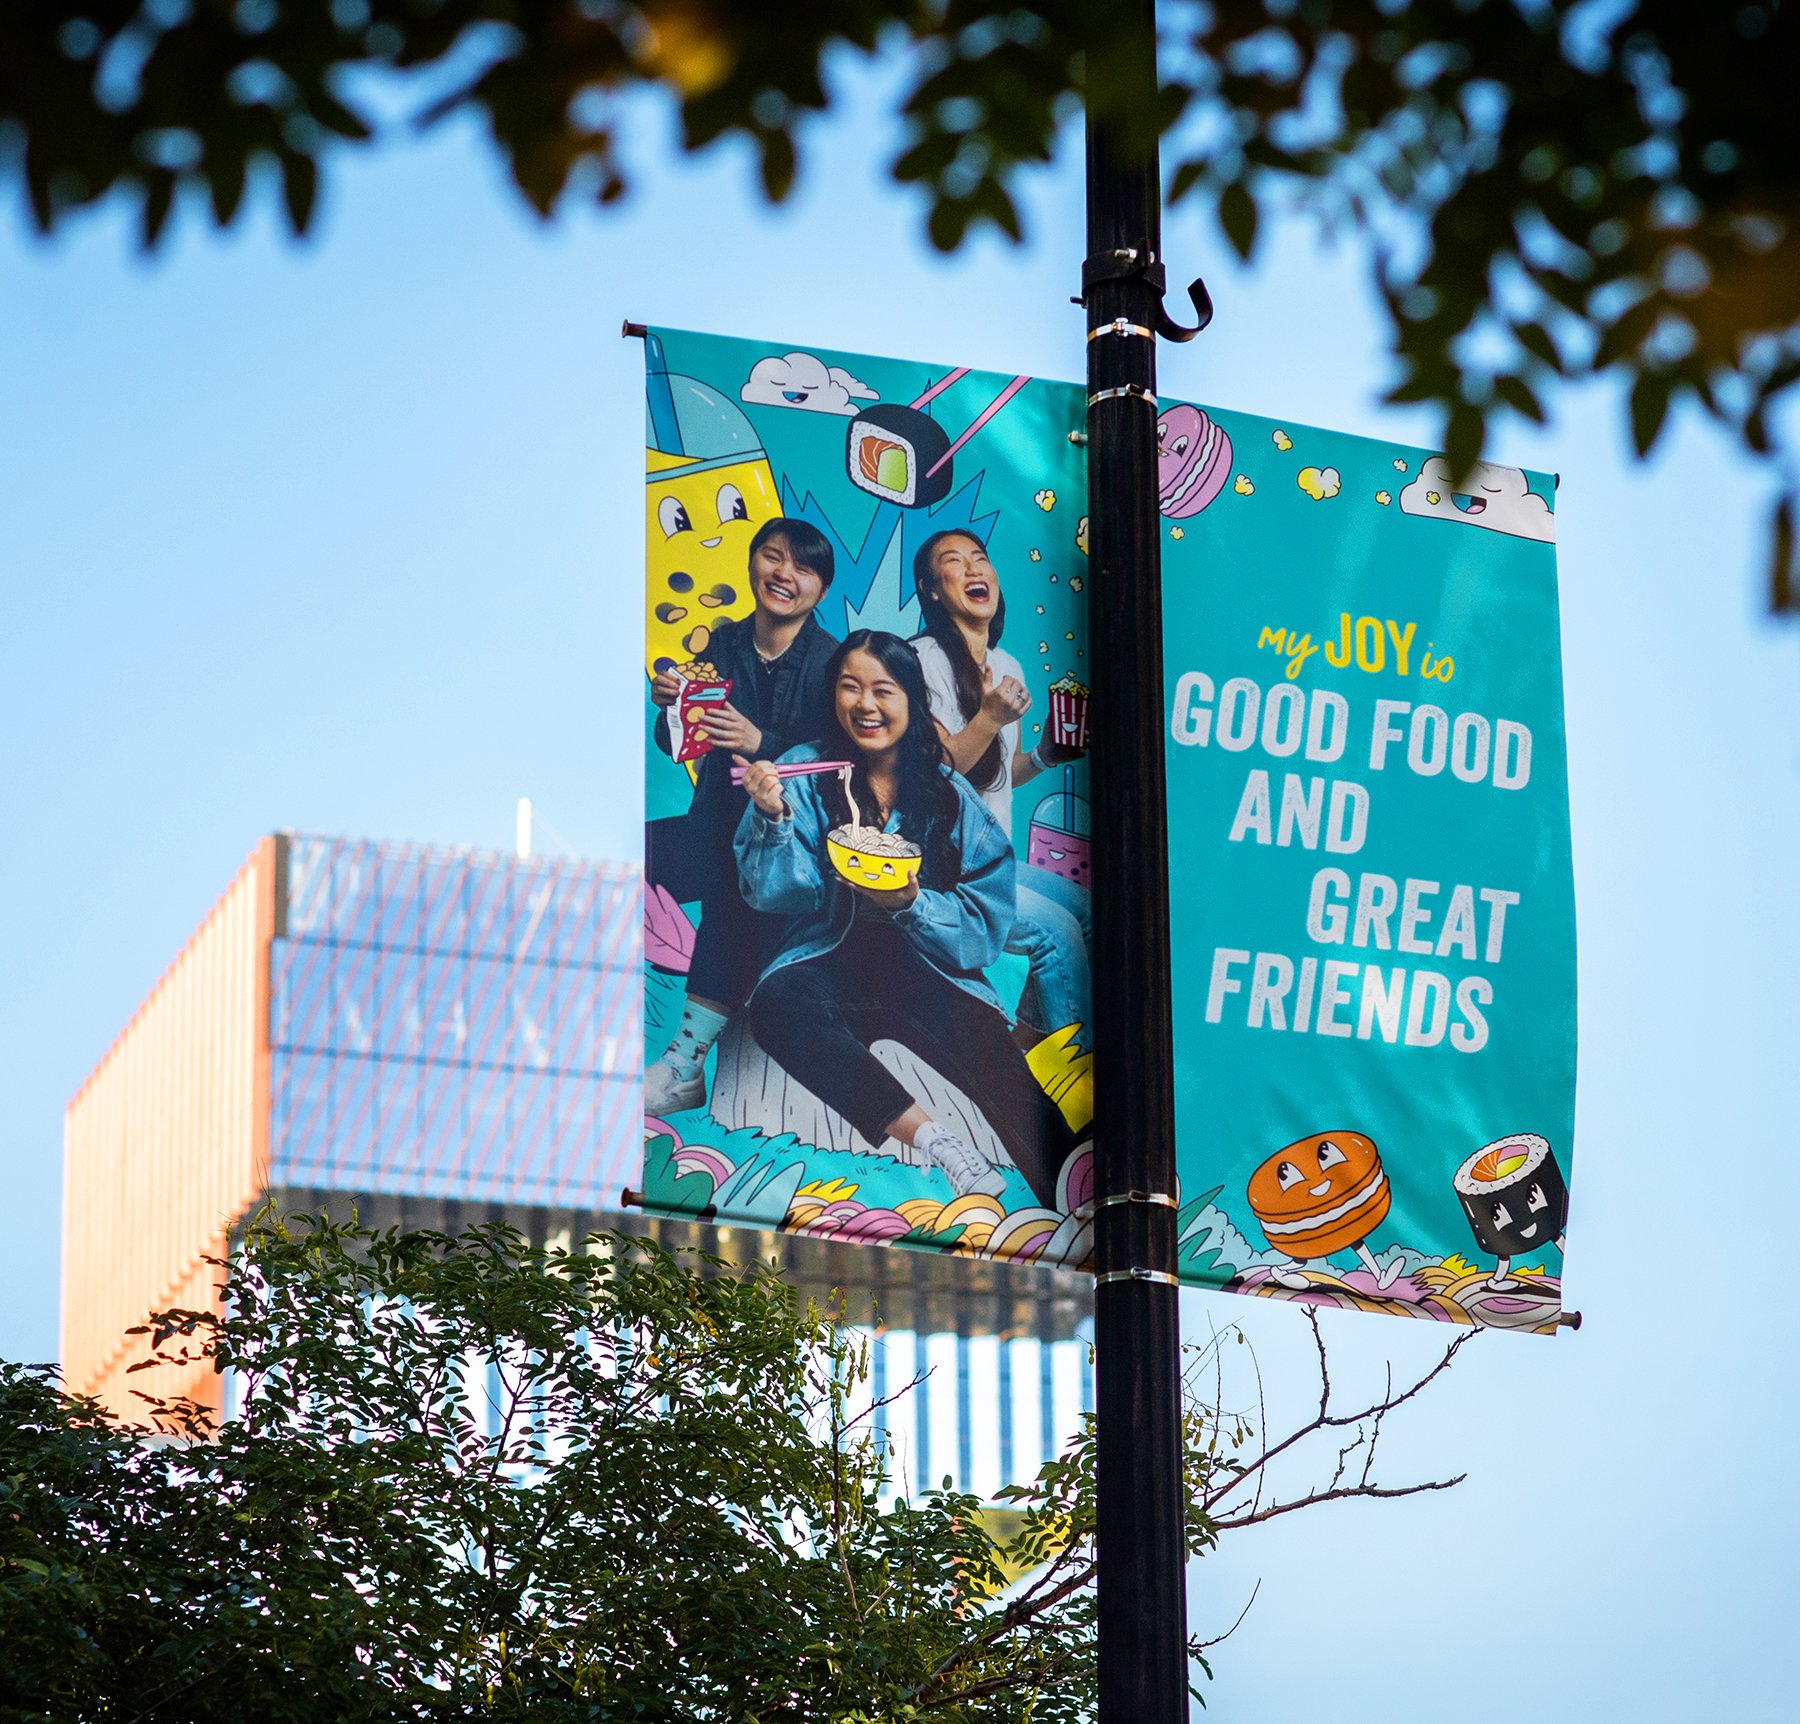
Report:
1398,457,1556,542
1246,1129,1405,1291
740,351,878,416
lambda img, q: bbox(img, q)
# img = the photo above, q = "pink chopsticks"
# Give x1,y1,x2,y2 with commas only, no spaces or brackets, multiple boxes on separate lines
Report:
728,759,854,786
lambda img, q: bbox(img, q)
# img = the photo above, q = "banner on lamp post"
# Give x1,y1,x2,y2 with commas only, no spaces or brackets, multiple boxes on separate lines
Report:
636,324,1578,1334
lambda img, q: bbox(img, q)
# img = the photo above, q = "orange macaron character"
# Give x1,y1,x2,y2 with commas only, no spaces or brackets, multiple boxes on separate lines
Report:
1247,1130,1401,1290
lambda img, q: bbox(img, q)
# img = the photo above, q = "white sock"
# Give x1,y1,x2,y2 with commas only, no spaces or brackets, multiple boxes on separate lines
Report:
662,1000,729,1080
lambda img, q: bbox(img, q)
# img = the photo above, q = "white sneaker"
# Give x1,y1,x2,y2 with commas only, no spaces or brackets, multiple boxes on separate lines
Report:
916,1125,1006,1198
644,1056,706,1117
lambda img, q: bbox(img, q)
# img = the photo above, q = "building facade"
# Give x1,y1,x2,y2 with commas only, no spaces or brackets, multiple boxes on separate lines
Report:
63,834,1091,1498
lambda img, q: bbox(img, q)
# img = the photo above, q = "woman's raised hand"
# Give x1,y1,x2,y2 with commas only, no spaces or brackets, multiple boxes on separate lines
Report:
736,755,788,819
979,663,1031,724
650,669,682,708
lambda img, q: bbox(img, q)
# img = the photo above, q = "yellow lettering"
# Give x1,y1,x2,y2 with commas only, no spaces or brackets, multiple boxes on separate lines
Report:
1385,618,1416,677
1324,611,1353,667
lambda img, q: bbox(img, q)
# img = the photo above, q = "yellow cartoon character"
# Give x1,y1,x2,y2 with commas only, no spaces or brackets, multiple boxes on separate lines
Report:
645,335,781,693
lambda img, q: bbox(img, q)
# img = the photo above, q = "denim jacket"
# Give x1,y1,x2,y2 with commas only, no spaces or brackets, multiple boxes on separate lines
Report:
734,743,1017,1014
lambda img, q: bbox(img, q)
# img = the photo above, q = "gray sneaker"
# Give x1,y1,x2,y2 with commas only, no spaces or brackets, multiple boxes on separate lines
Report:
917,1126,1006,1198
644,1056,706,1118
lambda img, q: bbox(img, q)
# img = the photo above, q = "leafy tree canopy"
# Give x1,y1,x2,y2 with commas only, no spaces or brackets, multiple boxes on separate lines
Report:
0,1213,1465,1720
4,2,1798,606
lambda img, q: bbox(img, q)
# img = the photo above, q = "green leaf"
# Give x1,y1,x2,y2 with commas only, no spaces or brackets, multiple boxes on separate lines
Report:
1771,492,1796,614
1493,373,1546,423
280,150,317,235
1444,402,1485,483
1512,320,1563,371
1594,294,1660,368
1628,368,1672,457
759,130,796,202
1168,157,1208,203
1218,178,1258,261
207,149,247,227
140,170,176,251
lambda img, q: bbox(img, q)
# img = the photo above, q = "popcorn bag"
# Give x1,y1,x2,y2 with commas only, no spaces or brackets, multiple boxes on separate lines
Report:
1047,673,1090,751
669,659,733,763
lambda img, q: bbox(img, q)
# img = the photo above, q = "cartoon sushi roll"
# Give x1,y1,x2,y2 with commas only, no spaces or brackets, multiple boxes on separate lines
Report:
1453,1133,1567,1290
846,403,954,508
846,370,1031,508
1246,1130,1403,1292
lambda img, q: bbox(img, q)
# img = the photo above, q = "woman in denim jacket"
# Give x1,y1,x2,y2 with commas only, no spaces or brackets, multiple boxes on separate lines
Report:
734,630,1078,1210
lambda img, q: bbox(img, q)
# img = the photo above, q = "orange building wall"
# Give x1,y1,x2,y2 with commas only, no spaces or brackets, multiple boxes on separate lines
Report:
61,839,277,1420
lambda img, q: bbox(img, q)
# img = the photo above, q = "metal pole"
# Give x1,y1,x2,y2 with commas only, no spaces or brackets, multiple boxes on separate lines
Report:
1084,4,1189,1719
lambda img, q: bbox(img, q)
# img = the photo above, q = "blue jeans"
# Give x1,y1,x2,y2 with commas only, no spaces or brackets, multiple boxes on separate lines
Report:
1007,862,1092,1045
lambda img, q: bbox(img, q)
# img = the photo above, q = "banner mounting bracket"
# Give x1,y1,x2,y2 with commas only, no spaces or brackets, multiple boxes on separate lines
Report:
1096,1267,1182,1288
1096,1190,1178,1211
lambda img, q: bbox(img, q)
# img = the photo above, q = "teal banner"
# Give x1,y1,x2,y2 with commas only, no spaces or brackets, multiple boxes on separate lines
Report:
1159,413,1576,1334
637,326,1576,1335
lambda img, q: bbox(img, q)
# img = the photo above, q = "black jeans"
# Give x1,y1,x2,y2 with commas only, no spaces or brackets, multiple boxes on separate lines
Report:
747,918,1077,1209
647,811,782,1013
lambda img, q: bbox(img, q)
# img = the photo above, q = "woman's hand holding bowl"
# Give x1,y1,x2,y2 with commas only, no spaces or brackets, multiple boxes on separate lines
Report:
850,873,919,910
736,755,788,820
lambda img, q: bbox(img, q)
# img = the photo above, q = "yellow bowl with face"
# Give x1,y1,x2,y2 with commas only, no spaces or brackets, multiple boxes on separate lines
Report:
826,827,923,893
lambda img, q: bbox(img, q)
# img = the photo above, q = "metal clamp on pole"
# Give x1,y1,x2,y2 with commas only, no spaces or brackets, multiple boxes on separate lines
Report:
1096,1267,1182,1288
1080,245,1159,299
1088,317,1155,342
1087,384,1158,409
1095,1190,1179,1211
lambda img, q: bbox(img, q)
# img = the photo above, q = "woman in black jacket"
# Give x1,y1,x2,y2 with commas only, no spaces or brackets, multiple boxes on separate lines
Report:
645,517,840,1114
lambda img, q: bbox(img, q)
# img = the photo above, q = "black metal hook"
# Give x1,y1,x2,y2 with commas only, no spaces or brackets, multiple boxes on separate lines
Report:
1155,276,1213,344
1076,248,1213,344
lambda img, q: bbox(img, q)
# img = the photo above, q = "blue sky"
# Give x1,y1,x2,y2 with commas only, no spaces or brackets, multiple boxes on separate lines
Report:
3,52,1796,1721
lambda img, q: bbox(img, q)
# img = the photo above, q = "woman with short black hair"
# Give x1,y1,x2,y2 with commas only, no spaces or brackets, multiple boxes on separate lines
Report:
644,517,840,1115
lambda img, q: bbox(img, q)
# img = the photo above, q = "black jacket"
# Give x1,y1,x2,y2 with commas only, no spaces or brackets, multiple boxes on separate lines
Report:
655,611,840,832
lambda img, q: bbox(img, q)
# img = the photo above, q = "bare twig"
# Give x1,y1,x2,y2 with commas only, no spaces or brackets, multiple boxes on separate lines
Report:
1216,1473,1468,1530
1192,1577,1261,1652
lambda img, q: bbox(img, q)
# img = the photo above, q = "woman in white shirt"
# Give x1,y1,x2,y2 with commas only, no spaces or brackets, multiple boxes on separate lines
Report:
910,528,1091,1049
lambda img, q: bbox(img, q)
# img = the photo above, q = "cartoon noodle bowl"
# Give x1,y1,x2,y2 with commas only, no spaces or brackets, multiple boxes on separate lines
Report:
644,333,781,690
1156,403,1233,518
825,825,922,893
1453,1133,1568,1291
1246,1130,1403,1292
